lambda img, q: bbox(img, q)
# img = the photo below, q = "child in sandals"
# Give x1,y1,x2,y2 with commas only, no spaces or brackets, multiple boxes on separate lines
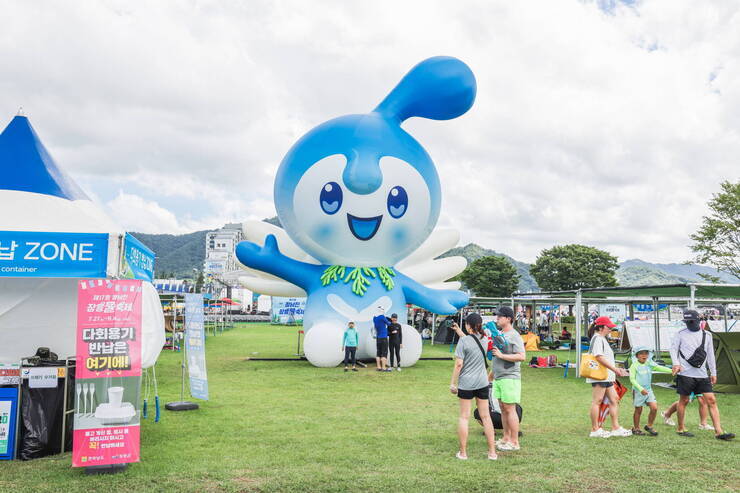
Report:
630,346,672,436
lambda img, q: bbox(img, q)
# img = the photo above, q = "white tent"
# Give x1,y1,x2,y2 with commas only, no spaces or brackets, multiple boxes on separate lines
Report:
0,115,165,366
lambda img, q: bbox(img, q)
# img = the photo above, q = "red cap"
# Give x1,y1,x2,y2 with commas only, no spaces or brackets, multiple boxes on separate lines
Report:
594,316,616,328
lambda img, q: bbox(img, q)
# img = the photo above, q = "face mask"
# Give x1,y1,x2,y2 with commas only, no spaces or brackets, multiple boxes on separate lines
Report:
686,320,700,332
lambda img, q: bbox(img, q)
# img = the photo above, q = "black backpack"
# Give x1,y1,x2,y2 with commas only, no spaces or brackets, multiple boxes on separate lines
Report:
679,331,707,368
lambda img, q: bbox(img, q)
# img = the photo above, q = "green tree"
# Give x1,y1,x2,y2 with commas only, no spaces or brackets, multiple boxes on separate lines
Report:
195,270,205,293
459,256,520,297
689,180,740,280
530,244,618,291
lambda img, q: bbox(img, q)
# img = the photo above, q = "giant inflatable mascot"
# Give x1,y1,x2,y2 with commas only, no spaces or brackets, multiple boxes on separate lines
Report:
236,56,475,367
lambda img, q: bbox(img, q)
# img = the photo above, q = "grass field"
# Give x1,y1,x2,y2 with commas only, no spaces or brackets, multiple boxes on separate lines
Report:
1,323,738,492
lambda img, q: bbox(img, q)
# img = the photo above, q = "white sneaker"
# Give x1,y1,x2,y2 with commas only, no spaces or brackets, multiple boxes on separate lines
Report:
499,442,520,451
698,423,715,431
610,427,632,437
589,428,610,438
662,412,676,426
495,439,505,446
455,451,467,460
397,367,402,372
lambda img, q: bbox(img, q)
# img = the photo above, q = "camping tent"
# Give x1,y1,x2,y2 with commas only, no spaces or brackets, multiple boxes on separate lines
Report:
712,332,740,394
0,114,165,366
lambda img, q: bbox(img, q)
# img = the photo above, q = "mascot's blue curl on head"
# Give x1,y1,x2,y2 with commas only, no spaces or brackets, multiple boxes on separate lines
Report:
237,56,476,367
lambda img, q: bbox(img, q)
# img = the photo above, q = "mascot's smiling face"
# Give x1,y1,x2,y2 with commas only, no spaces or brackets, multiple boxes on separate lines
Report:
272,56,476,268
275,113,440,267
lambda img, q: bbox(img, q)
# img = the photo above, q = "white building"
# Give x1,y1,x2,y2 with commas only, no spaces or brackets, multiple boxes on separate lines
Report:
204,223,243,275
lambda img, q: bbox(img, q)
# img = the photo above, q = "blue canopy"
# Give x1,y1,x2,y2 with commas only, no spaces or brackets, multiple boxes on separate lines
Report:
0,115,88,200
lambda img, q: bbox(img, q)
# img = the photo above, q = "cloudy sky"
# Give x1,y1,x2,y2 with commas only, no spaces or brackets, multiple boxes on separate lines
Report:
1,0,738,264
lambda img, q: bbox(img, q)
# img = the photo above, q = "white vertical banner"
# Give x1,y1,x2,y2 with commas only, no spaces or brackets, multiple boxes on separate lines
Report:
185,293,208,400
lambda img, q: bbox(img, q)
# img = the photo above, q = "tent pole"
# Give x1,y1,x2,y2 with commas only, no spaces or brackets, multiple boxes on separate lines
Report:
724,304,729,332
531,301,536,332
431,313,436,345
689,284,696,309
575,290,583,378
653,296,660,352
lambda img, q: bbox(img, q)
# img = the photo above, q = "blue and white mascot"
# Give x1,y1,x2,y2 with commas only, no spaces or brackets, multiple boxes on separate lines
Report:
236,57,475,367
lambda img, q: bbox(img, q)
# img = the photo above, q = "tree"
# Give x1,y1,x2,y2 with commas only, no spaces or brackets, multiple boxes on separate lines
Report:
459,256,520,297
195,270,205,293
689,180,740,280
530,244,618,291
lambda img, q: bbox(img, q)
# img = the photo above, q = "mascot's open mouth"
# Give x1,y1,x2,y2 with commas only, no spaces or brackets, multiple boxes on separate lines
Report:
347,214,382,241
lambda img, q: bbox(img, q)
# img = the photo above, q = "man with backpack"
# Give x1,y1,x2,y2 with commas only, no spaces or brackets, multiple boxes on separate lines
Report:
670,309,734,440
490,306,526,451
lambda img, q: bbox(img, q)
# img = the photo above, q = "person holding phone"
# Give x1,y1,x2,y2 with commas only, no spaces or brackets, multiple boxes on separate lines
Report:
449,313,497,461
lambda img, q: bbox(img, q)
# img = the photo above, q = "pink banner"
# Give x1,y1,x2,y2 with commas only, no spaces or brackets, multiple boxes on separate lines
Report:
73,279,142,468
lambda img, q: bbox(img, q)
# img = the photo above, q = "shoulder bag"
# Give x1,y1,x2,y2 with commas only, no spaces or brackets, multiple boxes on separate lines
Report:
580,337,608,380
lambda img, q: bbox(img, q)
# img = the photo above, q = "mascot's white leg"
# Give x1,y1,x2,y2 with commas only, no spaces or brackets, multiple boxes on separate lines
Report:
399,324,422,367
303,321,345,367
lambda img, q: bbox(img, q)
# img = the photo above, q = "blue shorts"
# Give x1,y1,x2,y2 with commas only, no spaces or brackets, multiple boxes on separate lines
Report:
633,389,656,407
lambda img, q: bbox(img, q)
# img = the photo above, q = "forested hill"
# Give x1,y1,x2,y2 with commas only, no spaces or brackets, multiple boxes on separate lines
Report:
131,230,209,278
439,243,538,292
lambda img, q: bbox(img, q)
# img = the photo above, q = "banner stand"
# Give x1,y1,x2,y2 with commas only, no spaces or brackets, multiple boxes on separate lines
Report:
85,463,128,475
165,346,198,412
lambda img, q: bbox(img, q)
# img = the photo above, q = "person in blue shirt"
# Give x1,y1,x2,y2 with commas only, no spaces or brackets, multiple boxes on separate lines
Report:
372,307,392,372
342,321,359,372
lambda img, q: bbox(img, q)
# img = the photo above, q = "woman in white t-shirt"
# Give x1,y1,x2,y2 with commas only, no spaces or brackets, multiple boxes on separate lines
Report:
587,316,631,438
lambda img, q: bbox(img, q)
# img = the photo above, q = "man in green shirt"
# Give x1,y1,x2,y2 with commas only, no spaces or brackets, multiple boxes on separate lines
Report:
490,306,525,452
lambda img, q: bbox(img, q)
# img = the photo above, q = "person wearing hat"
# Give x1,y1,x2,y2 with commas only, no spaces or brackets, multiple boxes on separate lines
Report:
669,309,734,440
449,312,497,460
388,313,403,371
629,346,672,435
587,316,631,438
490,306,526,451
372,307,391,372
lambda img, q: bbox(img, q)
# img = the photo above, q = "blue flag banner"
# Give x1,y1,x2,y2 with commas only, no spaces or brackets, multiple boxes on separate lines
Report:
633,303,668,312
0,231,109,278
185,293,209,400
121,233,155,282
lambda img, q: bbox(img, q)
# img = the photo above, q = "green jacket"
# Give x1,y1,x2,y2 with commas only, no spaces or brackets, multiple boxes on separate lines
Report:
629,359,672,392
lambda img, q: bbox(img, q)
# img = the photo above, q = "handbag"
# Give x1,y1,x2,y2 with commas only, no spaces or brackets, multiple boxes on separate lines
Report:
679,330,707,368
580,337,608,380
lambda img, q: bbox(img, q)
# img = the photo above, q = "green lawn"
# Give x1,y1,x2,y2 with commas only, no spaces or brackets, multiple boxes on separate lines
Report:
2,323,738,492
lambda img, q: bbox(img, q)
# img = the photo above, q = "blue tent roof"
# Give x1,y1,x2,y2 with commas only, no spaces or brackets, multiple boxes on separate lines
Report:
0,115,88,200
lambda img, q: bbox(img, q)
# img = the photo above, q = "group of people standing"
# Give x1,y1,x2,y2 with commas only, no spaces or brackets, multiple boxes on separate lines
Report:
449,307,525,460
340,309,404,372
586,310,734,441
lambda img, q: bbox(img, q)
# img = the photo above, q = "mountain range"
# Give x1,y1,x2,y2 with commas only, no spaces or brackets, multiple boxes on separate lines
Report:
133,222,738,290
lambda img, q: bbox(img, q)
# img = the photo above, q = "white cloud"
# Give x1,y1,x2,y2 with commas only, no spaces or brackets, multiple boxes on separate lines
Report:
1,0,738,263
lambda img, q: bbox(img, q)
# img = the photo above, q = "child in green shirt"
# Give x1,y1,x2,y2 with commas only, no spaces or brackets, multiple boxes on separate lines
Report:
342,322,359,372
630,346,672,436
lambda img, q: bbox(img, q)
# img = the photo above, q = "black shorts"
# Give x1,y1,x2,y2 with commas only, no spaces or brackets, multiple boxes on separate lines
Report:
591,382,614,388
376,338,389,358
458,386,490,400
675,375,713,396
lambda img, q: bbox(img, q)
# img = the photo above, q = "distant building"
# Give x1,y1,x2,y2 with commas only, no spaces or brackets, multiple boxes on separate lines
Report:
204,223,242,275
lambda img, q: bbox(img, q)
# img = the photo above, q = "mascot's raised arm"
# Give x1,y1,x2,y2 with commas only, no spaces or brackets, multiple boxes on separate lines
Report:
237,56,476,367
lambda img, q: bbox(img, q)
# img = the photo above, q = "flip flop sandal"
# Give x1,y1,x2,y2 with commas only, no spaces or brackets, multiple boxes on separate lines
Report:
644,426,658,436
632,429,645,436
677,431,694,437
715,433,735,441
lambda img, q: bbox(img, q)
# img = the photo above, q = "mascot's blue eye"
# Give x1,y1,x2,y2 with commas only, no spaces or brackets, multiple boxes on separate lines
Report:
387,186,408,219
320,182,343,215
